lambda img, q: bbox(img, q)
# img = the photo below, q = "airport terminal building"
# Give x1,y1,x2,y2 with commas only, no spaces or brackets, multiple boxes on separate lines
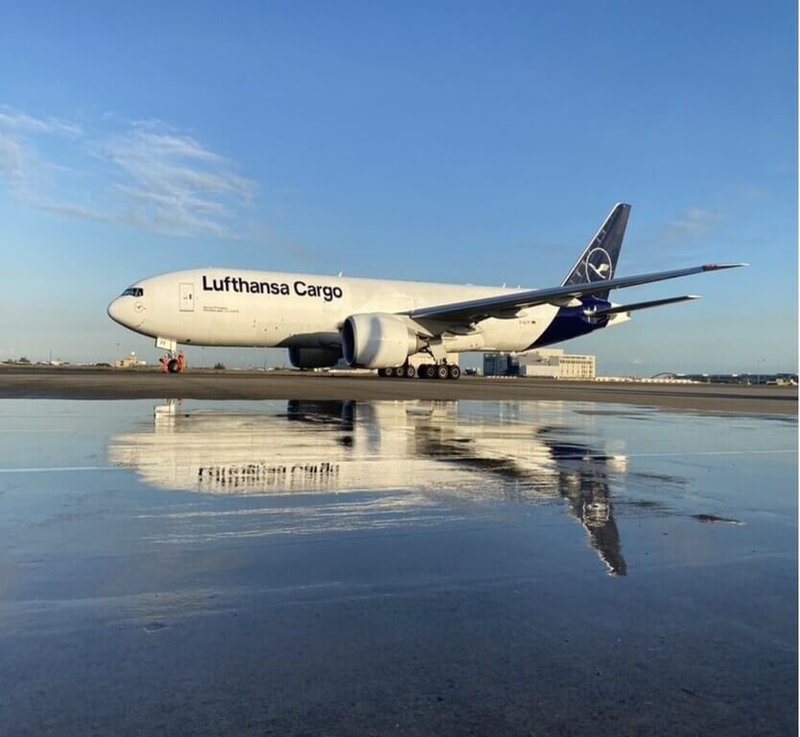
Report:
484,349,596,380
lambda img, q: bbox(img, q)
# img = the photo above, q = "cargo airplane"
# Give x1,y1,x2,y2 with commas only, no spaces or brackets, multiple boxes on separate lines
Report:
107,203,745,378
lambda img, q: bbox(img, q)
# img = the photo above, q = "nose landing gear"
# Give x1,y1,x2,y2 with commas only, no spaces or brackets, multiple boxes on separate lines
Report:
160,351,186,374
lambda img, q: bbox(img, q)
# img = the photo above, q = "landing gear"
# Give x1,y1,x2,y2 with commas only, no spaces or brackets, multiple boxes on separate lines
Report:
156,338,185,374
160,350,186,374
376,353,460,380
420,364,437,380
414,362,461,380
378,364,418,379
373,336,462,380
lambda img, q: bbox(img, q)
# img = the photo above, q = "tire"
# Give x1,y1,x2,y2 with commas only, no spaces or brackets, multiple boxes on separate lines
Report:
167,359,179,373
421,364,436,380
448,365,461,380
436,364,449,380
404,364,417,379
377,368,388,378
383,366,395,378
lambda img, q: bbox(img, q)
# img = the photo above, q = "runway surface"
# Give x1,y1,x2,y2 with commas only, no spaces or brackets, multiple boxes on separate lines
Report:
0,398,796,736
0,367,796,414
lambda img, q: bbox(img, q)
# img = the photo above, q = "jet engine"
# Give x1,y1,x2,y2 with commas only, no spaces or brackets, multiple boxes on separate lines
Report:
341,314,423,368
288,346,342,369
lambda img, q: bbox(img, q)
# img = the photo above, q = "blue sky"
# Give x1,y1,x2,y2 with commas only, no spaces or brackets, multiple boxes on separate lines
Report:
0,1,796,374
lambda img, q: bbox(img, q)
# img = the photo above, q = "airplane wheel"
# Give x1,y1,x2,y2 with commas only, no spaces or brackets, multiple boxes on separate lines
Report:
167,359,179,373
404,364,417,379
448,365,461,380
382,366,395,378
377,368,389,378
421,364,436,379
435,364,449,380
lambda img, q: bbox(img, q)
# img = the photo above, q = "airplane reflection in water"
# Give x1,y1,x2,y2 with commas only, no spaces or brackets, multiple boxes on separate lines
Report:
108,400,646,575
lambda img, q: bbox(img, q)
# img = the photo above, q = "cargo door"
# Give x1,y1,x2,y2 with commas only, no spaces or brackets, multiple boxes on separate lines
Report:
179,282,194,312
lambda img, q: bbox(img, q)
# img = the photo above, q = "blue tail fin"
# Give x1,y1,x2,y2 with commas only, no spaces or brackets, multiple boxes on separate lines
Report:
562,203,631,300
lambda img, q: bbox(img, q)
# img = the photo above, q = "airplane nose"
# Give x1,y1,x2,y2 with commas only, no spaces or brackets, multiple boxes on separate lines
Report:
107,298,124,324
107,297,144,328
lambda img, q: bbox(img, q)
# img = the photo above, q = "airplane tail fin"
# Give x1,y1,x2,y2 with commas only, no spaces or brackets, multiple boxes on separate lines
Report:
562,203,631,300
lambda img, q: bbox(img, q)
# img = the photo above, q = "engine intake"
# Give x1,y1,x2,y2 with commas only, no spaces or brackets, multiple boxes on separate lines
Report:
342,314,422,368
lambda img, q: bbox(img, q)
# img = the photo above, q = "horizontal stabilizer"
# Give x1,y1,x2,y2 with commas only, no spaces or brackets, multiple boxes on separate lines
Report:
586,295,700,317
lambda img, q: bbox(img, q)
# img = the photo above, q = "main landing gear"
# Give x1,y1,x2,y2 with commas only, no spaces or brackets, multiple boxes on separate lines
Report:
378,363,461,380
378,364,418,379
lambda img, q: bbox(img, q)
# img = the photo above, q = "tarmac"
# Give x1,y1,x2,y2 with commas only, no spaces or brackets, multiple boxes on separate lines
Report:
0,366,796,414
0,374,796,736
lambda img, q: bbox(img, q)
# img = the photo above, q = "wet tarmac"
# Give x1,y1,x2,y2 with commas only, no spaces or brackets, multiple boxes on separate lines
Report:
1,366,797,415
0,399,796,736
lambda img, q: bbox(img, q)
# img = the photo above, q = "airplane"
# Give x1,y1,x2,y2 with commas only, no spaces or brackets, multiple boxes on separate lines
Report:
107,203,745,378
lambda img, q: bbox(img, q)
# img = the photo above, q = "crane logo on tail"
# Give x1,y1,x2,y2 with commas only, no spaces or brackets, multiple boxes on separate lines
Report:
585,247,614,282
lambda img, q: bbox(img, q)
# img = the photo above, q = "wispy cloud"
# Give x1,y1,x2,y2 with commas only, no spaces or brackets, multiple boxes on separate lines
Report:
0,107,82,137
637,208,725,262
663,208,721,241
0,133,25,183
0,107,258,238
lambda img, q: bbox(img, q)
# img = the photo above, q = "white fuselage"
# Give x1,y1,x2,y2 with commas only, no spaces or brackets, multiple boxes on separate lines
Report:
108,268,562,354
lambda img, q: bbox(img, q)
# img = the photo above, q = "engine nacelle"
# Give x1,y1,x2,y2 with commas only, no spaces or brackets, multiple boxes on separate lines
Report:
288,346,342,369
342,313,422,368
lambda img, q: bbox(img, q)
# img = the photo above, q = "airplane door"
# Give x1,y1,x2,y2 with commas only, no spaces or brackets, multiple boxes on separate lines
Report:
179,282,194,312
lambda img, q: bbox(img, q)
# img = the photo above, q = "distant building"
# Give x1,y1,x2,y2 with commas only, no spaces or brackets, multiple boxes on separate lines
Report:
483,352,520,377
484,349,596,380
115,352,147,368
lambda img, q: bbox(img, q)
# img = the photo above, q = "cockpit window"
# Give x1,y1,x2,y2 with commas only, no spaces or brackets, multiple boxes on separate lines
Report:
121,287,144,297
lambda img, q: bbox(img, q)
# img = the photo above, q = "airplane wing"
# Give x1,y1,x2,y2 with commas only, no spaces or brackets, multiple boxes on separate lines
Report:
407,263,746,324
